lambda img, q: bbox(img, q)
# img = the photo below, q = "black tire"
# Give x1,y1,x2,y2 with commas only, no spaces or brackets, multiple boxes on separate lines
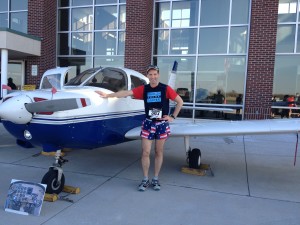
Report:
188,148,201,169
41,169,65,194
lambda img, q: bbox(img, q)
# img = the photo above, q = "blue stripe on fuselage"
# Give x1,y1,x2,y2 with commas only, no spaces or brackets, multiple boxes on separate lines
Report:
2,114,145,150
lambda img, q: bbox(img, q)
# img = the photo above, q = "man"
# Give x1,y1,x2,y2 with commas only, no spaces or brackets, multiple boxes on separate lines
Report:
96,65,183,191
8,77,17,90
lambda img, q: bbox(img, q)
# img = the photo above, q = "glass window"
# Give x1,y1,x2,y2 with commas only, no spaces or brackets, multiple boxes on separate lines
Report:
171,0,199,28
155,2,170,28
276,24,296,53
11,0,28,11
58,0,69,7
118,31,125,55
229,26,247,54
71,32,93,55
0,1,8,11
58,9,69,31
170,29,197,54
94,31,116,55
154,56,196,91
96,0,118,4
297,29,300,52
119,5,126,29
58,33,69,55
278,0,297,23
72,0,93,6
231,0,249,24
274,55,300,98
0,13,8,27
10,12,27,33
94,56,124,67
58,57,93,78
199,27,228,54
154,30,169,55
200,0,230,25
95,6,117,30
72,7,93,31
197,56,246,104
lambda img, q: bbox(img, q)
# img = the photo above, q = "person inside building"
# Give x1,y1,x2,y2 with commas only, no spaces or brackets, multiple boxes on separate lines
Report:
7,77,17,90
235,94,243,118
95,65,183,191
215,90,225,118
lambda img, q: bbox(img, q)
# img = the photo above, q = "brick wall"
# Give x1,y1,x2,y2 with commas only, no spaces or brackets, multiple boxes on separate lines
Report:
245,0,278,119
26,0,57,86
124,0,153,75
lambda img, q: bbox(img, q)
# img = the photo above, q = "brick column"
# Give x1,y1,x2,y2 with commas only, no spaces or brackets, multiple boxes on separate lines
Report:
244,0,278,119
124,0,153,75
26,0,56,85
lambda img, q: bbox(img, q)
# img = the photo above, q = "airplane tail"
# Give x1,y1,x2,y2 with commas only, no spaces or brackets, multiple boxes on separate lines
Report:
168,61,178,114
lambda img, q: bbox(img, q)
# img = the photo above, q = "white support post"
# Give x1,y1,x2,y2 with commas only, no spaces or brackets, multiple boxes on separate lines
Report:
1,49,8,98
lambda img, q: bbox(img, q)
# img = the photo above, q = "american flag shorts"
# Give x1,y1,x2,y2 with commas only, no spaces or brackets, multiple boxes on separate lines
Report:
140,118,171,140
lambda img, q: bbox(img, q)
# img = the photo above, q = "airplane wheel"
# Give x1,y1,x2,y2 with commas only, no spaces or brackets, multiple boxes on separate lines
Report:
188,148,201,169
42,169,65,194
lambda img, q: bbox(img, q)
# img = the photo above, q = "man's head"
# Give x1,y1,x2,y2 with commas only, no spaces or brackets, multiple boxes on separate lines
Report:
146,65,160,86
8,77,13,82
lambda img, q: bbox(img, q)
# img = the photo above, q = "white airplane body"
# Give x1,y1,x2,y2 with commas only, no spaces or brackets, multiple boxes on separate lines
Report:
0,66,299,194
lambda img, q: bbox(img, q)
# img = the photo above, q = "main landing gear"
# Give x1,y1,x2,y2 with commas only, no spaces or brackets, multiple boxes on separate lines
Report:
184,136,201,169
41,150,68,194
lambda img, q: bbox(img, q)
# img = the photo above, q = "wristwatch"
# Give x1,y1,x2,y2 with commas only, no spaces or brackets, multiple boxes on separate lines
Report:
169,114,176,119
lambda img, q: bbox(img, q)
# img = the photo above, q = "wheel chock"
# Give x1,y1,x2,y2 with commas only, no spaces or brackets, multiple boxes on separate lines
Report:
63,185,80,194
44,193,58,202
181,163,214,176
41,151,66,157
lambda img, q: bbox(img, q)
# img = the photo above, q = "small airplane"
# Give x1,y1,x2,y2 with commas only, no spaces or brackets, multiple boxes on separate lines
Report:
0,65,300,194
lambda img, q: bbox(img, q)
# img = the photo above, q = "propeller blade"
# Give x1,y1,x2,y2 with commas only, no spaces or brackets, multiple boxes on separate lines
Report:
25,98,91,113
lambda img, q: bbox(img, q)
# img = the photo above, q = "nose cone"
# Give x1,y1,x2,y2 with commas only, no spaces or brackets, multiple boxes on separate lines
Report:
0,95,33,124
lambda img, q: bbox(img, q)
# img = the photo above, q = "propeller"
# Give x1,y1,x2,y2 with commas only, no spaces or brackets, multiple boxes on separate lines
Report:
25,98,91,113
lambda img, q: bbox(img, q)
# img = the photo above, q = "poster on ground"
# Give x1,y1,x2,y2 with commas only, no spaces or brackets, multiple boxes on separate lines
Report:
4,179,47,216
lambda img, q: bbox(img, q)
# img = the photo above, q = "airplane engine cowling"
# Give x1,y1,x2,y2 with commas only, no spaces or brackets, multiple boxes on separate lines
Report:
0,95,33,124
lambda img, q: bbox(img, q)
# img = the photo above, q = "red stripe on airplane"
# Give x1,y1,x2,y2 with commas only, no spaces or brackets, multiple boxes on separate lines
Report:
80,98,87,107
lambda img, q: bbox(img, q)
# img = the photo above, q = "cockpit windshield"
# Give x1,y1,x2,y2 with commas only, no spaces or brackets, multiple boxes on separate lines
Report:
65,67,127,92
65,68,101,86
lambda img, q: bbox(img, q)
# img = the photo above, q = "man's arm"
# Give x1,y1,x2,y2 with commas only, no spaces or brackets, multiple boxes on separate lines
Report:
95,90,133,98
172,95,183,118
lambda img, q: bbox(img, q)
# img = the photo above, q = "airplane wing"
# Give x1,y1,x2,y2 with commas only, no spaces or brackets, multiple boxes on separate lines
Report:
125,118,300,139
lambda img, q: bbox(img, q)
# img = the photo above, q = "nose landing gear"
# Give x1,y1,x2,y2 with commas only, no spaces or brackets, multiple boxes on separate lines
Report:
41,150,68,194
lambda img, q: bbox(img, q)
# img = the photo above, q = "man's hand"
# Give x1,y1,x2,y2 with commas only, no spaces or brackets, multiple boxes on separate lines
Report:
159,115,174,122
95,90,108,98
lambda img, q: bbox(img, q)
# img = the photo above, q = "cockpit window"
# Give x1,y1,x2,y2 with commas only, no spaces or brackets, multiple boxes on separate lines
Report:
40,73,61,89
84,68,127,92
65,68,101,86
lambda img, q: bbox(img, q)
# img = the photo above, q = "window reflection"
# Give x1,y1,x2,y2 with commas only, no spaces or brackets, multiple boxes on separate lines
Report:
154,30,169,55
229,26,247,54
94,56,124,67
170,29,197,54
197,56,246,105
155,2,170,28
11,0,28,11
171,0,198,27
200,0,230,25
231,0,249,24
274,55,300,100
10,12,27,33
94,31,116,55
95,6,117,30
276,24,296,53
199,27,227,54
0,13,8,28
278,0,297,23
72,7,93,31
71,32,92,55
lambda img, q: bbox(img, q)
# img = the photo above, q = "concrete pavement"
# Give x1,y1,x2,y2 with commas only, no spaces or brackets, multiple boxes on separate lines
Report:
0,123,299,225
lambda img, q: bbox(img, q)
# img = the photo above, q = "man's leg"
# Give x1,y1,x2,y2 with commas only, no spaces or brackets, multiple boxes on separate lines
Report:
154,138,166,177
141,138,152,178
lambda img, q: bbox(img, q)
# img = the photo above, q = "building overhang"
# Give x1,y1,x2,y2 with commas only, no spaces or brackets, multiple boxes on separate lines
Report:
0,28,41,60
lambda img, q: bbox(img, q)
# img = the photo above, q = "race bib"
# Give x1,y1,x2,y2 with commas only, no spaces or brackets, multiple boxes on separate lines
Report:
149,108,162,119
